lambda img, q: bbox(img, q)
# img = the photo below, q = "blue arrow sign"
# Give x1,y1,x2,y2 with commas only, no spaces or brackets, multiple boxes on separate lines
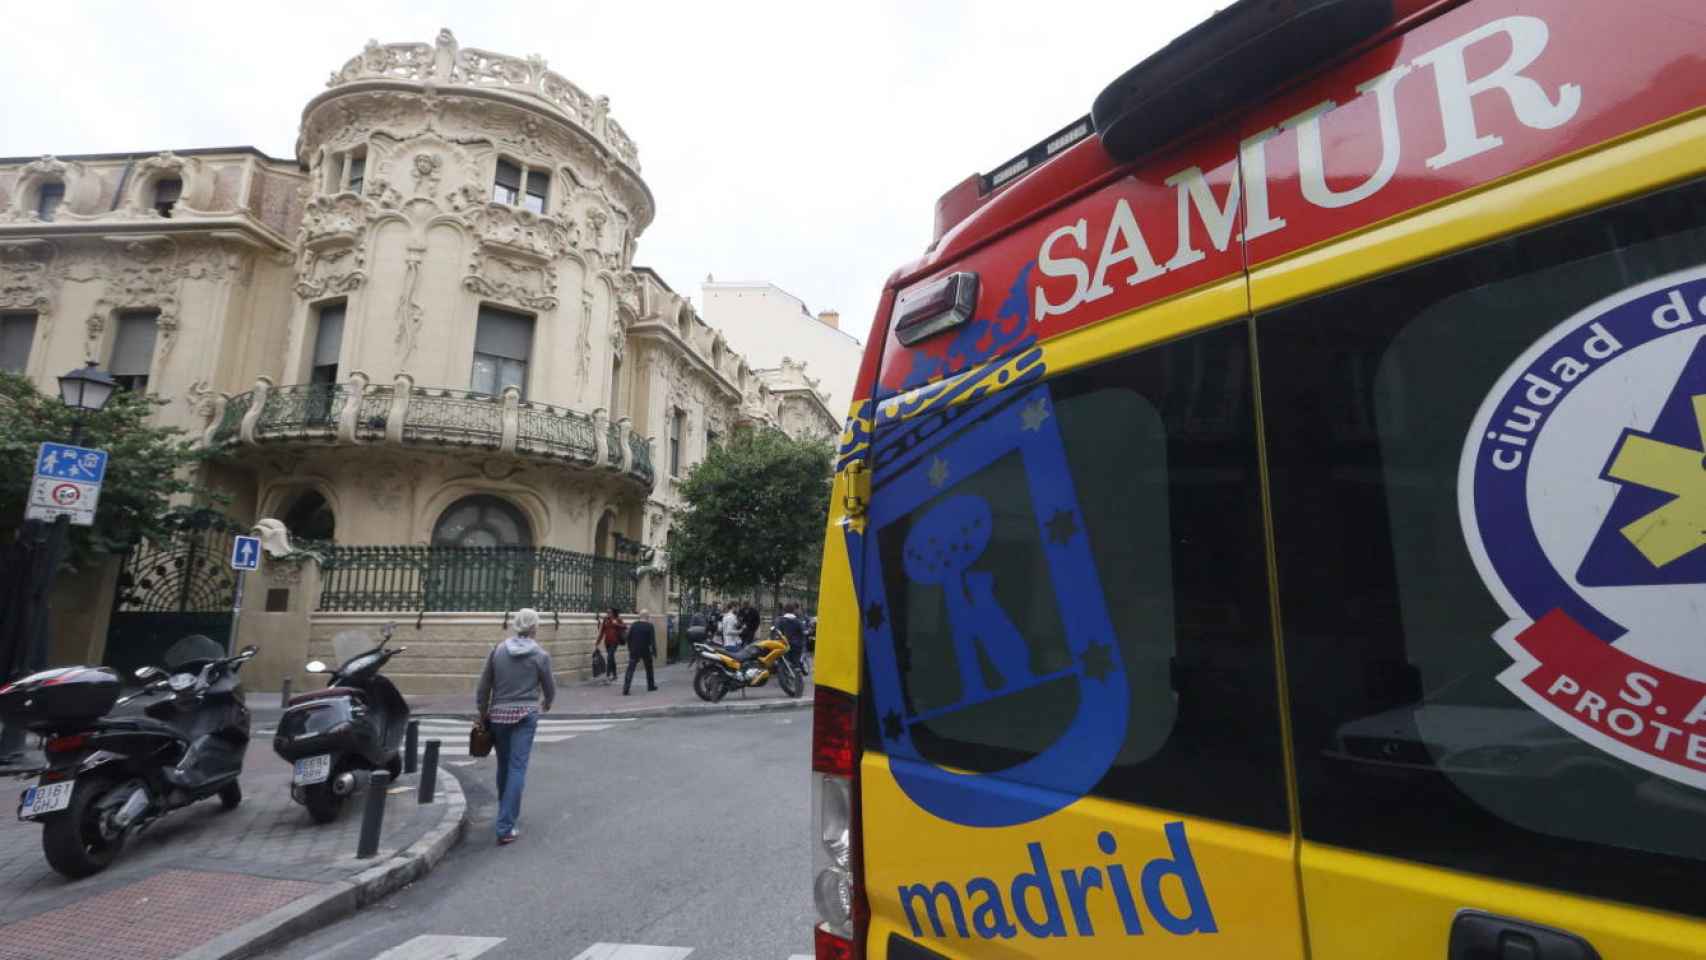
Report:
231,535,261,571
35,443,108,484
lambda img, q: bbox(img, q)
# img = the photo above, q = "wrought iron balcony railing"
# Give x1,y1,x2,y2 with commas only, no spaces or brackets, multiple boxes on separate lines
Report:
317,544,638,613
204,380,651,488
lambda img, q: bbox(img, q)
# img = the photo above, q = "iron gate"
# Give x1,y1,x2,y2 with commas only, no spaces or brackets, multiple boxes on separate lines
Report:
105,512,241,678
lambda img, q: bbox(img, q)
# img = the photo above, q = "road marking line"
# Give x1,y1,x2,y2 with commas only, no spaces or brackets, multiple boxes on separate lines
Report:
371,934,505,959
569,945,693,960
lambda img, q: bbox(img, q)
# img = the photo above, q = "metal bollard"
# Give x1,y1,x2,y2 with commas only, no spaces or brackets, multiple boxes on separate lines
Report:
356,771,390,859
405,719,419,774
417,739,440,804
280,677,292,706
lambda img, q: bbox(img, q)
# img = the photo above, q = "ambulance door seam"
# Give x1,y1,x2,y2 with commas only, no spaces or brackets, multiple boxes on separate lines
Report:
1239,134,1316,960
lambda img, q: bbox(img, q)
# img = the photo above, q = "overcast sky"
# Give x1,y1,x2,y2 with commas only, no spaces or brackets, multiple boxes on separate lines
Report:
2,0,1226,346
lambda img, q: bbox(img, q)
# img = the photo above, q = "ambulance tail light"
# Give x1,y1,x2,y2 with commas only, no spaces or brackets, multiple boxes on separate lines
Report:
893,272,978,347
813,686,865,958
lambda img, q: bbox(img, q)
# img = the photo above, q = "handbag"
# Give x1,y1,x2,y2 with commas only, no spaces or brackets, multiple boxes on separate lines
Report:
469,716,494,758
469,645,497,757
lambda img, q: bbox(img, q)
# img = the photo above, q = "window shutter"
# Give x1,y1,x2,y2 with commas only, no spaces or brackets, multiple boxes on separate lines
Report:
494,160,522,190
474,307,533,361
313,304,345,367
110,312,160,375
0,314,36,373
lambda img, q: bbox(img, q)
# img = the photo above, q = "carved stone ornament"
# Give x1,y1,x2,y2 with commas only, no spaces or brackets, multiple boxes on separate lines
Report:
118,152,210,218
1,157,79,223
324,29,640,171
361,458,409,512
0,242,56,317
71,238,181,362
183,379,216,418
464,251,557,310
295,194,371,298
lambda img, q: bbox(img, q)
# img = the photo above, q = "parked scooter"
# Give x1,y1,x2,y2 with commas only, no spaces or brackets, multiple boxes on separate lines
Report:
273,624,408,823
0,636,257,879
692,628,803,702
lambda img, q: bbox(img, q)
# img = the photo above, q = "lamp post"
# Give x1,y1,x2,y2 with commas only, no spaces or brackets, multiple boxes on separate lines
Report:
0,363,118,764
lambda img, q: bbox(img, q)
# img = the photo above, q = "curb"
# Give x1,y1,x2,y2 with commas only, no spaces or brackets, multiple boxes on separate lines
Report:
415,695,814,722
176,768,468,960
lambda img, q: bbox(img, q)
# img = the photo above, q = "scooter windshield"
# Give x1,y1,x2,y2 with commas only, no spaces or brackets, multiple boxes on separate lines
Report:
162,634,226,670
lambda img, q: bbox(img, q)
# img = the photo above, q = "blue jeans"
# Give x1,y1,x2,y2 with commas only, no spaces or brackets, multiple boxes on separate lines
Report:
491,712,538,838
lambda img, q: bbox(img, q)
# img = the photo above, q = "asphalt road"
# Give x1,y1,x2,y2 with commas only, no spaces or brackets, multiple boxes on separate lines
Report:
258,710,816,960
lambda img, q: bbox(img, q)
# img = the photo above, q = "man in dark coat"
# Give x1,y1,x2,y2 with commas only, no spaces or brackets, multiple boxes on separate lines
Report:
623,609,658,695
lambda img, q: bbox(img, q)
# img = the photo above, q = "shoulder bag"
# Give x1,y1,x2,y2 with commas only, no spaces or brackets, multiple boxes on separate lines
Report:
470,646,496,758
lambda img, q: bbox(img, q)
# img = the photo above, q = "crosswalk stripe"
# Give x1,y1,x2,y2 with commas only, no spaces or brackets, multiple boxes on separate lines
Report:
569,945,694,960
371,934,505,959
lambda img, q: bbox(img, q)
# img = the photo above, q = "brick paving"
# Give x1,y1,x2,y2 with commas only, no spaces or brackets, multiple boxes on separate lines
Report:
0,870,319,960
0,738,451,956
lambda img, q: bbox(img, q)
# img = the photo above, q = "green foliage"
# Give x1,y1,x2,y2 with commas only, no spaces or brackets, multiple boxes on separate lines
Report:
669,427,832,598
0,372,215,570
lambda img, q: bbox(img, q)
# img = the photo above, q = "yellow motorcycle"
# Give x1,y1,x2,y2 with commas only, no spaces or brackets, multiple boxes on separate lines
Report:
692,630,804,702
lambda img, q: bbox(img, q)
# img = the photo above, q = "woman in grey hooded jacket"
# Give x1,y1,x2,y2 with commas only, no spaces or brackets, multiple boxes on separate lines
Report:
476,608,556,845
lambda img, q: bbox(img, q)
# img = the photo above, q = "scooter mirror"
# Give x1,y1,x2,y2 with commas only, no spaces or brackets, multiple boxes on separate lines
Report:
238,645,257,658
134,666,166,682
304,660,328,674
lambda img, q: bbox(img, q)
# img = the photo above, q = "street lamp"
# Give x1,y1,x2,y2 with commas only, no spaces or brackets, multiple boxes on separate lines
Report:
57,362,118,436
0,362,118,765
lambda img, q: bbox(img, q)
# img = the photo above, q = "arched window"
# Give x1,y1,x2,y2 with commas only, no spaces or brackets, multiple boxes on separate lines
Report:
282,491,335,542
432,495,532,548
36,181,64,222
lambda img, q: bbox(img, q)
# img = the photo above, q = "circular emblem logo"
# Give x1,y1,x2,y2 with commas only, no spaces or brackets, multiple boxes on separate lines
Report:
1460,263,1706,790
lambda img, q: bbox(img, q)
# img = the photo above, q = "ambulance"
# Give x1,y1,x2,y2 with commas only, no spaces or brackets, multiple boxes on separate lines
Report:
809,0,1706,957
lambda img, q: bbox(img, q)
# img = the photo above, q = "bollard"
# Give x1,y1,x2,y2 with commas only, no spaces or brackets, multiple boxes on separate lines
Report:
356,771,390,859
405,719,419,774
417,739,440,804
280,677,292,706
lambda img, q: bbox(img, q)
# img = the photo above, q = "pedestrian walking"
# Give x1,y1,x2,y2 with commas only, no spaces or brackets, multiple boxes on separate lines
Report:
623,609,658,695
476,608,556,846
596,607,625,683
739,604,760,646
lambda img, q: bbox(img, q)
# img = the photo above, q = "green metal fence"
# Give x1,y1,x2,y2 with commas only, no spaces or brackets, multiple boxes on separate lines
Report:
317,545,638,613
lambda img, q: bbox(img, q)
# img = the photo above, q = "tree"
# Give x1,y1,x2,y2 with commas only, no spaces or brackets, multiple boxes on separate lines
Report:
669,427,832,605
0,372,215,573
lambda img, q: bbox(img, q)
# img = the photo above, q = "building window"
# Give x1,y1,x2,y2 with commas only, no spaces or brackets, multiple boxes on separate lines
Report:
110,310,159,392
492,159,548,213
705,428,719,451
36,182,64,222
432,494,532,548
282,490,335,542
1,313,37,374
470,306,533,397
669,407,685,477
310,303,345,385
609,355,622,416
152,179,182,218
346,153,365,195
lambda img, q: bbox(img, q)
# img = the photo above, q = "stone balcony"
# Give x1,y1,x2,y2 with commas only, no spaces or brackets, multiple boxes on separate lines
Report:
203,374,654,490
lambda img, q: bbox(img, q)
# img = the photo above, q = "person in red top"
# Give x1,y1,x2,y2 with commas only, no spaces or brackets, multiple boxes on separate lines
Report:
596,608,624,684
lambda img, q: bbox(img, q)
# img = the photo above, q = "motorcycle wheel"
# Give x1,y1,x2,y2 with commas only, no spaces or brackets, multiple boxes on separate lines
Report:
777,660,804,699
218,781,242,810
693,665,727,703
303,783,344,824
42,777,125,879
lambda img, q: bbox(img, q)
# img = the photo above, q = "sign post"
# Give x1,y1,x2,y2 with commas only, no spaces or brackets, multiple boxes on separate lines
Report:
229,535,261,655
26,442,108,526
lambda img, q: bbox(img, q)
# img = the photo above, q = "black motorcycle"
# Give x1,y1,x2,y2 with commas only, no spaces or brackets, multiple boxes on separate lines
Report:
0,636,257,879
274,625,409,823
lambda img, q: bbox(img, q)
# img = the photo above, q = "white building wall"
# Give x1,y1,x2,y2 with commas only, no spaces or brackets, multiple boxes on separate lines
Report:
700,281,862,414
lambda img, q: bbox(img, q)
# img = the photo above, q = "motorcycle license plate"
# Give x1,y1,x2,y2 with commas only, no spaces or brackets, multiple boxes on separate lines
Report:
293,754,331,785
21,780,73,818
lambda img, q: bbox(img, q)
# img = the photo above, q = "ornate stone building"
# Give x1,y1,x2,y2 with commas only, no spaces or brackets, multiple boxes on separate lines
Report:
0,30,837,693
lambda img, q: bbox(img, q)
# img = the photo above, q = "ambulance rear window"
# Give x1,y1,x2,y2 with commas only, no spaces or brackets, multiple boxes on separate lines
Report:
1262,176,1706,919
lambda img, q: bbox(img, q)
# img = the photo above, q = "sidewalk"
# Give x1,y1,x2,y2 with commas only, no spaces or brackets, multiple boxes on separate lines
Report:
0,738,465,960
402,658,814,719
